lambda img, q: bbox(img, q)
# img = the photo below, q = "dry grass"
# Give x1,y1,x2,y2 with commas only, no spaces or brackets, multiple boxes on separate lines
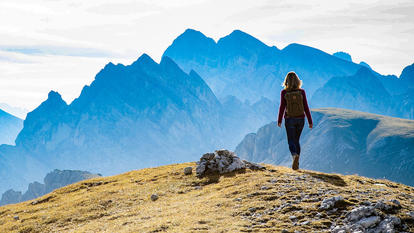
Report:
0,163,413,232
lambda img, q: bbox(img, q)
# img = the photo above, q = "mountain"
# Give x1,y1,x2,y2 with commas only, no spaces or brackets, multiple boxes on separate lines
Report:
0,54,276,194
163,29,362,103
164,29,414,120
312,64,414,119
0,163,413,232
311,67,392,115
0,169,100,206
333,51,352,62
0,54,223,193
0,109,23,145
235,108,414,186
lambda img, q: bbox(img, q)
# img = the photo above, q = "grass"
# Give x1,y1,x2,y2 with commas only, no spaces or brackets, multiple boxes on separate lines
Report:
0,163,413,232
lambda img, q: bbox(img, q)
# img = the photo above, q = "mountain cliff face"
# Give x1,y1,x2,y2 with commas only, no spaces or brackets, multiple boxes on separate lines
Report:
311,68,392,115
0,54,225,193
0,169,100,206
0,54,276,194
312,65,414,119
163,29,362,103
0,109,23,145
0,163,413,232
235,108,414,186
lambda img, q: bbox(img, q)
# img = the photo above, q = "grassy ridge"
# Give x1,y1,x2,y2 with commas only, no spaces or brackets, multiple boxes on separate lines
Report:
0,163,413,232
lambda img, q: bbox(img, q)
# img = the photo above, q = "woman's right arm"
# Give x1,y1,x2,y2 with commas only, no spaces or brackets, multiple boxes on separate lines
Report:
277,90,286,126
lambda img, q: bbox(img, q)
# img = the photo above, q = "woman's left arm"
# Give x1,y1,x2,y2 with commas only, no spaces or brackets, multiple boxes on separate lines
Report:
302,90,313,127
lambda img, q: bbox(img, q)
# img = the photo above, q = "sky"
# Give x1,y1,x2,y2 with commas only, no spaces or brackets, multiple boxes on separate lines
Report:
0,0,413,114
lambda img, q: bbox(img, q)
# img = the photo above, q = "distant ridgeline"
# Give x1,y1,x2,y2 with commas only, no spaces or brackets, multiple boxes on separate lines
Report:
0,29,413,194
235,108,414,186
0,169,100,206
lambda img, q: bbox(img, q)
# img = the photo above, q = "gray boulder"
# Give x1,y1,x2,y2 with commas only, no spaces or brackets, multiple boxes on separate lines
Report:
183,167,193,175
319,196,344,210
196,150,246,177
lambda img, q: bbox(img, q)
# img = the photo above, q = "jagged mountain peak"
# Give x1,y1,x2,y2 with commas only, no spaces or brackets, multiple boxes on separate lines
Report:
217,29,272,51
333,51,352,62
400,63,414,81
179,28,212,41
46,91,64,103
131,53,158,67
163,29,216,59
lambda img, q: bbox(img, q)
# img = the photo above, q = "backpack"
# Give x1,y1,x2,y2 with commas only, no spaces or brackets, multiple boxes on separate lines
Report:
284,90,304,117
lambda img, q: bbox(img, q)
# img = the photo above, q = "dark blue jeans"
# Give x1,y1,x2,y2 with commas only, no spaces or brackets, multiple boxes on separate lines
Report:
285,118,305,156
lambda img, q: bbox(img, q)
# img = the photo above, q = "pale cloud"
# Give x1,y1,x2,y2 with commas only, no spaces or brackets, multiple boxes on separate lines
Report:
0,0,413,110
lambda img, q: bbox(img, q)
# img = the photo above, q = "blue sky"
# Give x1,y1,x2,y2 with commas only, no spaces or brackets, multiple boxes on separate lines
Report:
0,0,413,112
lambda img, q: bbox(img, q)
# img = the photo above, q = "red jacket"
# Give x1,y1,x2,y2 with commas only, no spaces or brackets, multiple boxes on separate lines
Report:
277,88,313,125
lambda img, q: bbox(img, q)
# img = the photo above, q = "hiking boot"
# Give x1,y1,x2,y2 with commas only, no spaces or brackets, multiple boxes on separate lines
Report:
292,154,299,170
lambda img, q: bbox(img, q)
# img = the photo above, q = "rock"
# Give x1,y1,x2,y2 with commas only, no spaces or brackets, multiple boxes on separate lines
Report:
243,160,266,170
248,207,258,213
260,186,269,190
13,215,19,220
374,216,401,232
319,196,344,210
346,206,377,222
269,179,277,184
183,167,192,175
201,153,215,161
289,215,297,221
150,194,158,201
281,229,289,233
374,199,401,212
356,215,380,228
327,208,338,215
196,150,246,177
233,198,242,202
301,220,310,225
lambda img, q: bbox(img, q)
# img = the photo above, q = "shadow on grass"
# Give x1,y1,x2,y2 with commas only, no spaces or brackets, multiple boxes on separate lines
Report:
300,170,347,187
198,169,247,185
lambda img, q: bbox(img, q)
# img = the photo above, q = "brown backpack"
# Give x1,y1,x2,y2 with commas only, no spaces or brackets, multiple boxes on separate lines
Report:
284,90,304,117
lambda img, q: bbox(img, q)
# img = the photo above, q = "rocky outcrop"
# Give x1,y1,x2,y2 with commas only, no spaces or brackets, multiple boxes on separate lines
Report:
331,199,406,232
196,149,264,177
0,169,100,206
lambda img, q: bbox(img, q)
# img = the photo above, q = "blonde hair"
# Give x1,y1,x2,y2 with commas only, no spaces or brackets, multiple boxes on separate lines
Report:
282,71,302,91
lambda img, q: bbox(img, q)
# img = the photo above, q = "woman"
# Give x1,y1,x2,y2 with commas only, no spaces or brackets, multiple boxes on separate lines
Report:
277,71,312,170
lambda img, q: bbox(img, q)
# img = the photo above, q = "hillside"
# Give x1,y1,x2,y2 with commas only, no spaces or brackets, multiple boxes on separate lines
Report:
0,163,413,232
0,109,23,145
236,108,414,186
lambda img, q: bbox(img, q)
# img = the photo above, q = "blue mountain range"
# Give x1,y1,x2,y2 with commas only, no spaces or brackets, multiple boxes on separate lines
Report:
0,29,413,193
